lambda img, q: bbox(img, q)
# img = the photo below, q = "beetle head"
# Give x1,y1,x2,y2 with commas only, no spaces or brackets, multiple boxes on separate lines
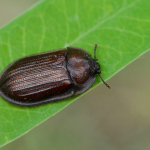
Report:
92,44,111,89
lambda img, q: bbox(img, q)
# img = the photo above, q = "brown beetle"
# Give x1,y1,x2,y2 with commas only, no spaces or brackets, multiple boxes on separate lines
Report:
0,44,110,106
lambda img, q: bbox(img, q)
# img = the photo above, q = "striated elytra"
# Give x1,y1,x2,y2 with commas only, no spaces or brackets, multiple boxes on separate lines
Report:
0,44,110,106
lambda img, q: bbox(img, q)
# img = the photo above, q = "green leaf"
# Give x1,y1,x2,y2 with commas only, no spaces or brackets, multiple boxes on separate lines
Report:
0,0,150,147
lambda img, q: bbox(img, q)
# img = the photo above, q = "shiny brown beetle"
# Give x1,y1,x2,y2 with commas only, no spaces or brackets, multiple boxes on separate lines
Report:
0,44,110,106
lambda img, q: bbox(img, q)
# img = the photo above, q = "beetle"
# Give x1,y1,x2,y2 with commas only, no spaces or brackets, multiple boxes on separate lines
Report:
0,44,110,106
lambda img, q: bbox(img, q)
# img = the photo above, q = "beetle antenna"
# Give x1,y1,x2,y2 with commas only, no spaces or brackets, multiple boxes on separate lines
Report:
94,44,97,59
98,74,111,89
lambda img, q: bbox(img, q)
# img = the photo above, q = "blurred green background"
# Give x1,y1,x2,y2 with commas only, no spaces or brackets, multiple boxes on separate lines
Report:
0,0,150,150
